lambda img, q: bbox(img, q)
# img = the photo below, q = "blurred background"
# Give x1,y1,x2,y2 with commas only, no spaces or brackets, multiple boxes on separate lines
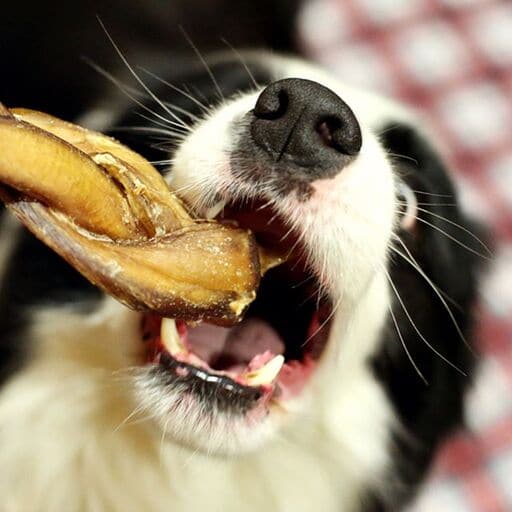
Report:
1,0,511,510
298,1,512,510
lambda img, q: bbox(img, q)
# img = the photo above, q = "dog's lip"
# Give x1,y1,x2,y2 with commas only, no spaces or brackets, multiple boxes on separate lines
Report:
159,351,266,403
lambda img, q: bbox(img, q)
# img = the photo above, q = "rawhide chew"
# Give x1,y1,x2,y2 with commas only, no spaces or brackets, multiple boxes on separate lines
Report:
0,104,281,325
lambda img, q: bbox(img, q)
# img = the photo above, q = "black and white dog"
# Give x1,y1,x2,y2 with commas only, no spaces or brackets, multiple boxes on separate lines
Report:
0,7,482,512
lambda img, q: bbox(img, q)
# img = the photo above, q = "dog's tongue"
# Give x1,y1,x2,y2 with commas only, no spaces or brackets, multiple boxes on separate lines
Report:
186,318,285,369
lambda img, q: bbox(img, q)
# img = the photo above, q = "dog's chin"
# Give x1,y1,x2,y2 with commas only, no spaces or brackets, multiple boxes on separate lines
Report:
129,198,336,455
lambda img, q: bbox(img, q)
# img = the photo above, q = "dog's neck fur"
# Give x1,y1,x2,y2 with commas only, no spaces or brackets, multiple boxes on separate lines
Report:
0,270,393,512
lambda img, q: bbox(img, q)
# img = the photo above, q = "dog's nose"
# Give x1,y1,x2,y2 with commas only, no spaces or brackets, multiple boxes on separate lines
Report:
251,78,362,172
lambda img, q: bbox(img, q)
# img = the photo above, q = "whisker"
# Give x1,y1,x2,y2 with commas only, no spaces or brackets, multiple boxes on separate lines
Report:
150,141,182,153
221,38,260,89
415,202,457,207
134,111,184,131
162,102,201,123
113,402,148,432
159,415,172,462
150,159,174,165
131,112,191,138
412,215,490,260
185,83,210,107
296,280,325,310
396,197,456,208
301,295,341,349
415,206,492,256
139,68,210,114
387,152,419,165
291,273,316,290
394,207,489,260
388,304,428,384
98,18,191,132
113,126,187,139
384,266,466,375
86,58,188,132
388,234,463,314
391,235,475,355
83,58,157,106
410,190,453,198
179,26,224,101
376,124,400,136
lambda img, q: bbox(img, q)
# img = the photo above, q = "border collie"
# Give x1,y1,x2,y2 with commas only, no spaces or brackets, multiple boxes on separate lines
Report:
0,43,482,512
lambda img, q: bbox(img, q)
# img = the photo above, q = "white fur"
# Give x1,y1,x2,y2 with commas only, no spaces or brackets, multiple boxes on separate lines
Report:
0,55,404,511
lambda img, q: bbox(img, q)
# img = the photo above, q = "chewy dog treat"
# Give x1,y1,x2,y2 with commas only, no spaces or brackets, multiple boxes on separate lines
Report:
0,104,280,324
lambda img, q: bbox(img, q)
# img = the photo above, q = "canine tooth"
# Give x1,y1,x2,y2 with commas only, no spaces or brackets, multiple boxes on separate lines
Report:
205,199,227,220
245,355,284,386
161,318,187,355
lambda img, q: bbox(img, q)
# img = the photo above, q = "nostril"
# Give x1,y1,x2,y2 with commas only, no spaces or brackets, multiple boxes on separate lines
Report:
254,89,289,120
316,117,342,150
316,115,362,156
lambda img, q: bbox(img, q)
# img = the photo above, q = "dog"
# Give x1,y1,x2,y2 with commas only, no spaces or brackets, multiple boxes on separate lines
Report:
0,15,483,512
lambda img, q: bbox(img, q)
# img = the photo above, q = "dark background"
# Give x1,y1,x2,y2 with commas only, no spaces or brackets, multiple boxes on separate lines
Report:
0,0,300,120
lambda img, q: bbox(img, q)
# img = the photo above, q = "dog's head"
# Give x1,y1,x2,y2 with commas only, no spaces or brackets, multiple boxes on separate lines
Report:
87,52,476,458
6,52,480,469
108,53,398,455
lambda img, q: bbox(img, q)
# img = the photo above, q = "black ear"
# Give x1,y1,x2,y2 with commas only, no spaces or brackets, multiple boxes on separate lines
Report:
377,121,488,392
370,122,487,508
380,123,487,302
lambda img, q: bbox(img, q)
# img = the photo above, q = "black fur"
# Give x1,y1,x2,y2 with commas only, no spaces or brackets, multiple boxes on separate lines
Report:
368,124,482,509
0,227,101,385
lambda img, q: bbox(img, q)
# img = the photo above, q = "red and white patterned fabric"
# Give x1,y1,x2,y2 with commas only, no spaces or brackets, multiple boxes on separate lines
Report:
299,1,512,510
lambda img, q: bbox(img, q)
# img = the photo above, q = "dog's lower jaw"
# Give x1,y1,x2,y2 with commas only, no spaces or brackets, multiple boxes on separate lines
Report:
0,270,394,512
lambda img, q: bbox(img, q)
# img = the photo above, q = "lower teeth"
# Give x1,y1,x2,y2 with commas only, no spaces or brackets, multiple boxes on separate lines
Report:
159,317,284,387
243,355,285,386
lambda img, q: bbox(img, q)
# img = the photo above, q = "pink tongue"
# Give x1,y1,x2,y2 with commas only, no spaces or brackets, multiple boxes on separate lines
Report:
186,318,285,367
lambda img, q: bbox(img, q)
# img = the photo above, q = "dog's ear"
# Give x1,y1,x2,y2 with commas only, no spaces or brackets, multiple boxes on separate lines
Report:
380,122,488,295
375,120,488,415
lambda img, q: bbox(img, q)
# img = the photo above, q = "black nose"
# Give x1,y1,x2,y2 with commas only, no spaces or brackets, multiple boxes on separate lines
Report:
250,78,362,172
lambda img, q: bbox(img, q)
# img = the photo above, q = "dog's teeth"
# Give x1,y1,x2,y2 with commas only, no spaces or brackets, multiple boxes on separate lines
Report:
160,318,187,355
245,355,285,387
205,199,227,220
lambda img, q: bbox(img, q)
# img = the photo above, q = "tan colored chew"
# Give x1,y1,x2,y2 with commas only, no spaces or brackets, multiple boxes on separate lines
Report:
0,104,272,324
10,108,192,234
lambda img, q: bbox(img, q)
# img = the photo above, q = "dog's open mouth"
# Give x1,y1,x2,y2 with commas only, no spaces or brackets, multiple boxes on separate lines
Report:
142,200,333,408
